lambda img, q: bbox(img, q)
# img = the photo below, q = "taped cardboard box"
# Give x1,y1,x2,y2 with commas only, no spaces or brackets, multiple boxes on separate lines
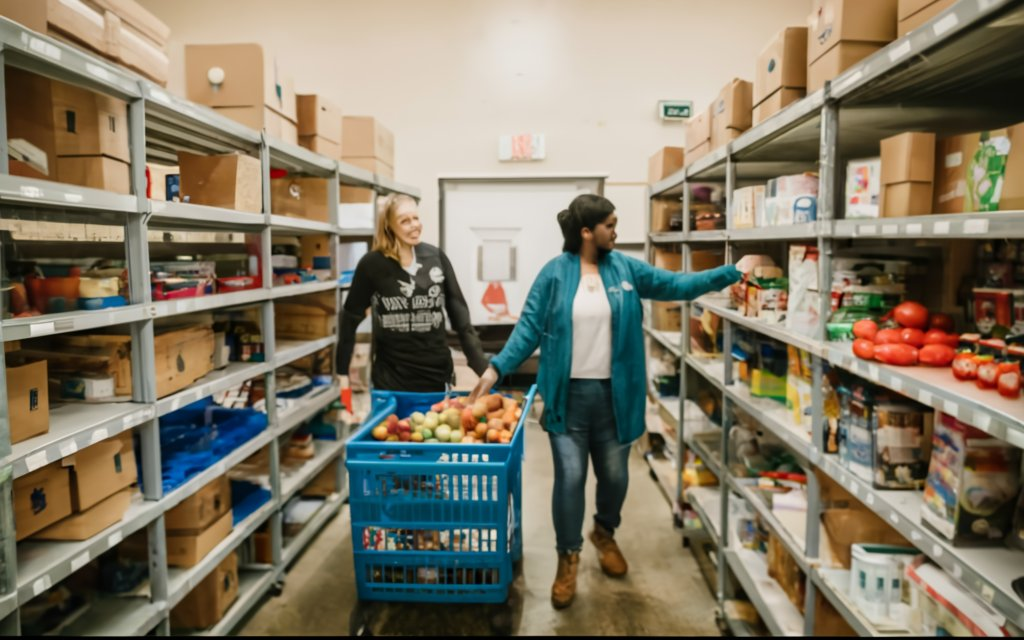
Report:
711,79,752,148
171,552,239,630
754,27,808,106
684,109,711,152
806,0,898,64
271,177,330,222
299,234,333,269
299,135,342,161
648,147,684,184
341,116,394,168
166,509,233,568
57,156,130,194
63,434,137,511
185,43,296,122
33,487,132,541
178,152,262,214
650,198,682,232
6,358,49,444
104,11,170,86
297,95,342,144
165,475,231,534
13,462,72,541
881,132,936,184
807,41,883,93
753,88,806,125
898,0,956,36
0,0,107,54
51,80,130,162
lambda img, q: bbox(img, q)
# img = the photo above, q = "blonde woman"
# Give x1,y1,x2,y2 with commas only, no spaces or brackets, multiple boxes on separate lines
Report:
337,194,489,392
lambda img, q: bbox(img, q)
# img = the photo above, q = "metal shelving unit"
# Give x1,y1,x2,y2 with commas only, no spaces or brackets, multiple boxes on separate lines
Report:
645,0,1024,635
0,16,418,635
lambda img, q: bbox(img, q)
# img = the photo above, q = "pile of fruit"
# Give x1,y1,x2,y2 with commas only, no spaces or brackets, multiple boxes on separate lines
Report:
370,394,523,444
851,301,959,367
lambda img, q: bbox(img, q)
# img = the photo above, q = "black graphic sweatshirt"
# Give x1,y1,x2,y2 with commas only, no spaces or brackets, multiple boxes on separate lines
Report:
337,243,490,392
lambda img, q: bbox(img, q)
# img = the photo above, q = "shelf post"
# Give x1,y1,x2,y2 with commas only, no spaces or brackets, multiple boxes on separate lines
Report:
0,48,8,175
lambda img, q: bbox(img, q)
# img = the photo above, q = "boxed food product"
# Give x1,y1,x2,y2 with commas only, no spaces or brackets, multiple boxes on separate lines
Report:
170,552,239,630
786,345,814,431
906,557,1011,636
6,358,50,444
754,27,809,106
648,147,684,184
849,544,918,625
921,412,1022,545
786,245,820,338
731,185,765,229
13,462,72,541
845,157,882,218
177,152,262,214
764,173,819,226
934,124,1024,213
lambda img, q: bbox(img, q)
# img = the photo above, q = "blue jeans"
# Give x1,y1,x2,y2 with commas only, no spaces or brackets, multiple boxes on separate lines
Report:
548,379,632,553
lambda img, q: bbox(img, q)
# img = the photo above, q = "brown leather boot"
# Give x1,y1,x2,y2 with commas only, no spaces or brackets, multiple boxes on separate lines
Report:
589,522,628,577
551,551,580,609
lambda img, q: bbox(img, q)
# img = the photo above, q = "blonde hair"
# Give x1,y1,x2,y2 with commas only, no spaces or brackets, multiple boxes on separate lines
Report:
373,193,418,262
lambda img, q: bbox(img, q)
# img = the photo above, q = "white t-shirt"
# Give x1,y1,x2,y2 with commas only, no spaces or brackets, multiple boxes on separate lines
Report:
571,273,612,379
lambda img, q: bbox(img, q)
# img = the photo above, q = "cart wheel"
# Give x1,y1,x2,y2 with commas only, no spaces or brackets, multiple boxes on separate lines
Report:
349,601,373,636
270,580,285,597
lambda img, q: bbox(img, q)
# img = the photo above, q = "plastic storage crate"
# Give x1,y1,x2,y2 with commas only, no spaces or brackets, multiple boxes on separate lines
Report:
346,386,535,603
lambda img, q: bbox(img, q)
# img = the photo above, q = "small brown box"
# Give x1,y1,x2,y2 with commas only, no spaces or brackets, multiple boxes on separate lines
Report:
178,152,262,214
6,359,49,445
271,177,330,222
880,132,936,185
184,43,296,121
299,135,342,161
881,182,934,217
51,81,130,163
807,42,884,93
898,0,957,36
165,475,231,534
63,436,137,512
13,462,72,541
33,487,132,541
57,156,130,194
685,141,712,167
170,552,239,630
754,27,808,106
685,109,711,152
213,105,298,145
341,116,395,168
0,0,107,54
711,79,753,142
297,95,342,143
648,147,684,184
166,509,233,568
807,0,898,64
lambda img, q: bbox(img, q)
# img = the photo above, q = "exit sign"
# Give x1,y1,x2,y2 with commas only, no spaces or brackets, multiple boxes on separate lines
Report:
659,100,692,120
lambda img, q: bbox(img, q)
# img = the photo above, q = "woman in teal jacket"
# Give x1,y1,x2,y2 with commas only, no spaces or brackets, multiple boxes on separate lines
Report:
470,194,754,609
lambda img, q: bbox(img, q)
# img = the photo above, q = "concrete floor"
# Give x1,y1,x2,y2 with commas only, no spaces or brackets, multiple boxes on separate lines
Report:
238,419,718,636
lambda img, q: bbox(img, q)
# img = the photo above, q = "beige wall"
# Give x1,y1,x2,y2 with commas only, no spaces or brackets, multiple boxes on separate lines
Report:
140,0,812,244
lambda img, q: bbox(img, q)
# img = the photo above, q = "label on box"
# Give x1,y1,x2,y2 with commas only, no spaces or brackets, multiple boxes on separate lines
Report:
945,151,963,168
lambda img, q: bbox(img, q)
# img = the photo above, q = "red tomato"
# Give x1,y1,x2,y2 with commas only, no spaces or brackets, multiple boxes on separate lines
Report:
852,319,879,341
928,312,955,333
919,344,955,367
952,352,978,380
853,339,876,360
900,328,926,348
874,343,919,366
923,329,959,348
893,301,930,329
875,328,903,344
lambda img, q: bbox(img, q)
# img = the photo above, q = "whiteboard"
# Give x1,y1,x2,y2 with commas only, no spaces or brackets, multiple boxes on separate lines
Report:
440,177,604,326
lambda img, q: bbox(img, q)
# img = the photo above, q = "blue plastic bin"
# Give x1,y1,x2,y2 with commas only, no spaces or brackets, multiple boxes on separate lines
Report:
346,386,535,603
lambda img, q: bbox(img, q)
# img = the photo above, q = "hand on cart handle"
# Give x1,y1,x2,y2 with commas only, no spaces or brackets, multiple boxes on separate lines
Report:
468,366,500,404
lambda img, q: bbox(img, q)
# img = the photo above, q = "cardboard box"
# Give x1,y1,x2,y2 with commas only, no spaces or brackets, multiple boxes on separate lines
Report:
51,78,130,163
651,301,682,332
339,187,376,205
755,27,808,106
178,152,262,214
685,141,712,167
271,177,330,222
63,436,137,512
711,79,752,145
807,0,898,64
57,156,130,194
648,147,684,184
165,475,231,533
881,132,935,184
342,156,395,179
166,509,233,568
6,67,58,181
184,44,296,121
171,552,239,630
153,324,216,398
6,359,49,444
301,463,339,498
297,95,342,144
103,14,170,85
684,109,711,152
214,105,298,145
299,135,342,161
933,133,973,214
650,198,682,232
881,181,933,217
898,0,956,36
13,462,72,541
276,304,338,340
0,0,107,54
299,234,332,269
807,42,884,93
934,124,1024,213
899,0,943,20
33,487,132,541
654,248,682,271
341,116,394,168
691,250,725,273
147,163,179,201
753,88,806,125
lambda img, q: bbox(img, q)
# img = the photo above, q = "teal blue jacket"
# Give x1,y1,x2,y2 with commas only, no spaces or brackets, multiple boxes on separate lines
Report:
491,252,741,444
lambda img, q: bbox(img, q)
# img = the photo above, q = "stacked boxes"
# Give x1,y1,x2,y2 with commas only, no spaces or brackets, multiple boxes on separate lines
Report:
185,44,298,145
648,146,685,184
753,27,808,124
684,110,712,167
165,476,234,567
710,79,752,150
340,116,395,205
806,0,897,93
880,132,935,217
171,553,240,630
5,355,49,444
271,177,330,222
297,95,344,160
